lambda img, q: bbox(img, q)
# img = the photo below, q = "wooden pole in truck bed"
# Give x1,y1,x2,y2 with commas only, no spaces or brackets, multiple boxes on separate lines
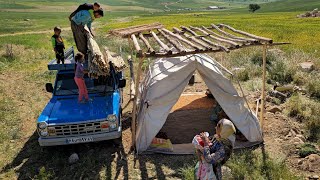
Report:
131,56,144,149
260,44,267,135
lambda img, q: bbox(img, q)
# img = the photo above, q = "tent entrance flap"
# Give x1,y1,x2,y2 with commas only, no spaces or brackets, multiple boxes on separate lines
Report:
135,54,263,153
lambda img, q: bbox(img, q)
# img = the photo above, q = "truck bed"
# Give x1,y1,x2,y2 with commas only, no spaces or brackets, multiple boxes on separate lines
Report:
48,47,76,71
48,47,89,71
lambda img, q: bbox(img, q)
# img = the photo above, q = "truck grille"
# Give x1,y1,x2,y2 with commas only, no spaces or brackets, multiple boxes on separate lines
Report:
49,120,108,137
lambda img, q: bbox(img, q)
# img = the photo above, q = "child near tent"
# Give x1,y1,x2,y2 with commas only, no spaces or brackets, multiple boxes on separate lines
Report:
51,26,65,64
194,119,236,180
74,52,89,103
193,132,216,180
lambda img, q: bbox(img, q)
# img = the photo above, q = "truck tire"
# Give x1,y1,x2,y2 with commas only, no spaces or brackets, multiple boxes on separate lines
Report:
113,109,122,147
113,135,122,147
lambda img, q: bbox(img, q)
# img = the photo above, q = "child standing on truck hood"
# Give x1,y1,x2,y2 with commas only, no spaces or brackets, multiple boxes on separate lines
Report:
74,52,89,103
51,27,65,64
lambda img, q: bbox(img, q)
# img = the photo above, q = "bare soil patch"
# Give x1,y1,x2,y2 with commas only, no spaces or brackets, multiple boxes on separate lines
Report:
161,94,215,144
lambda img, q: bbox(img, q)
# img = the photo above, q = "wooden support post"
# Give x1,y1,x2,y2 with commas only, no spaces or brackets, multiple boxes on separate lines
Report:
131,56,144,150
127,55,135,100
260,44,267,135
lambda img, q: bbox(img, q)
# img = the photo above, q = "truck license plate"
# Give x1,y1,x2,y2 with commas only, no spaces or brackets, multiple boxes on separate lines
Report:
66,137,94,144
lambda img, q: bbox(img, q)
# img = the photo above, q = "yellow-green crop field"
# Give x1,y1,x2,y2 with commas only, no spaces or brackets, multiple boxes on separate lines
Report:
104,11,320,56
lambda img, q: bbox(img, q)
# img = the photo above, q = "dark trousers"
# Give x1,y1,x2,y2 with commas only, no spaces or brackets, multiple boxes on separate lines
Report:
71,20,88,60
55,47,65,64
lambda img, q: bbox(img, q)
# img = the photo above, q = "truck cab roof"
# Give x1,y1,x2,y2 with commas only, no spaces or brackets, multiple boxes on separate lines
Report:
48,47,88,71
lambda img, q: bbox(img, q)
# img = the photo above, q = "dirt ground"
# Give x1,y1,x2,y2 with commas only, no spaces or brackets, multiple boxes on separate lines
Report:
0,65,318,179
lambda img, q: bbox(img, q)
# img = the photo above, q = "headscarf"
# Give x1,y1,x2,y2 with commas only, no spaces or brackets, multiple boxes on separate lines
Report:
217,119,236,146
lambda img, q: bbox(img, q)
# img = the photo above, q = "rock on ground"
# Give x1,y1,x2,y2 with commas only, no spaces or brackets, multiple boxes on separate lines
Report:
289,137,304,145
300,62,314,72
68,153,79,164
267,106,283,114
299,154,320,172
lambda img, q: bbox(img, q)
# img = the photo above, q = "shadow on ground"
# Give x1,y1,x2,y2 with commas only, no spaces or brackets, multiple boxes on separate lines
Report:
0,131,128,179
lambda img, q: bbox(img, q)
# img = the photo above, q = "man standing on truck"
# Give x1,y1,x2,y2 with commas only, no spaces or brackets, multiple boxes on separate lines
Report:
70,8,104,60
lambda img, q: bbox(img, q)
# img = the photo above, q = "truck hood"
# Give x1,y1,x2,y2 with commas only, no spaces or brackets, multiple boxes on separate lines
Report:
48,96,114,124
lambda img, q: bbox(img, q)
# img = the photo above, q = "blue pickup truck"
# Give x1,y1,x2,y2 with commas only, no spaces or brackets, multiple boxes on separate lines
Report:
37,47,126,146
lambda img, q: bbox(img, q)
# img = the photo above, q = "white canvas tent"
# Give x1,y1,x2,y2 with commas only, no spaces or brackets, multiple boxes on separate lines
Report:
135,54,263,153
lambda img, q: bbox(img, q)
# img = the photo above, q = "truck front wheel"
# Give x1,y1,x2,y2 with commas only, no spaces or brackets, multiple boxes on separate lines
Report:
113,135,122,147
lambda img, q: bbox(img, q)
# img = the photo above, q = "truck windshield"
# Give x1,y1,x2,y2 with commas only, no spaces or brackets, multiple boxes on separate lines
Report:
54,73,114,96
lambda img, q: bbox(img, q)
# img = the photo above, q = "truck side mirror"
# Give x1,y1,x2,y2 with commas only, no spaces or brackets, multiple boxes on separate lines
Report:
119,79,126,88
45,83,53,93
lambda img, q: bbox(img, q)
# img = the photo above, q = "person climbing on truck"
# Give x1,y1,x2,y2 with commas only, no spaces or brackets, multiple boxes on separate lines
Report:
70,8,103,60
69,2,101,21
74,52,90,103
51,26,65,64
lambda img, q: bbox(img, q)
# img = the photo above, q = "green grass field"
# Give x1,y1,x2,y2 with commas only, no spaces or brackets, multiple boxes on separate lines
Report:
0,0,320,179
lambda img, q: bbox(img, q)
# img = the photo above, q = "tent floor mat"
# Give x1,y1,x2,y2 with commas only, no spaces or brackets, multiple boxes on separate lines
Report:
145,143,195,155
144,141,263,155
162,109,215,144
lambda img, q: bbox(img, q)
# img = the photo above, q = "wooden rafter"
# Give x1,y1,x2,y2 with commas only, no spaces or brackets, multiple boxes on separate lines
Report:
109,23,288,58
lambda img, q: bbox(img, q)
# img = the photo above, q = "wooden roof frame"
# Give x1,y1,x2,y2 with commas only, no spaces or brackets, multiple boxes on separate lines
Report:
109,23,289,58
109,23,289,150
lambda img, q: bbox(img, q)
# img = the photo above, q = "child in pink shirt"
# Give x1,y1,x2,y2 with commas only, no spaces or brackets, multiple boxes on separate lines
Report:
74,52,89,103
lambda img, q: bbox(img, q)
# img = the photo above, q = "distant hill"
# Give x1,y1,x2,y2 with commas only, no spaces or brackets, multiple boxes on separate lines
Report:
0,0,282,12
1,0,318,13
258,0,320,12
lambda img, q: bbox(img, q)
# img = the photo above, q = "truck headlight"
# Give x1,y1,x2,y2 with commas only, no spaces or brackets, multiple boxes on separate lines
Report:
39,129,48,137
38,122,47,129
109,123,117,129
107,114,117,122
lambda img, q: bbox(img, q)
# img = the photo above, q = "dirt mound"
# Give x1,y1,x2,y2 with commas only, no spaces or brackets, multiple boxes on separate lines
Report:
299,154,320,172
297,8,320,18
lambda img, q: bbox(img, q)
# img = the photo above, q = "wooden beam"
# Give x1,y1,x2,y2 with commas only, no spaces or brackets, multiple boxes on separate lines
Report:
180,26,198,36
260,44,267,135
172,27,184,35
210,24,257,42
131,56,144,150
182,33,213,50
173,27,213,49
150,30,172,54
161,28,204,51
190,26,240,47
219,24,273,43
109,22,163,37
200,26,248,43
180,26,230,52
131,34,142,56
137,41,289,58
127,55,135,100
158,29,186,53
138,33,155,55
